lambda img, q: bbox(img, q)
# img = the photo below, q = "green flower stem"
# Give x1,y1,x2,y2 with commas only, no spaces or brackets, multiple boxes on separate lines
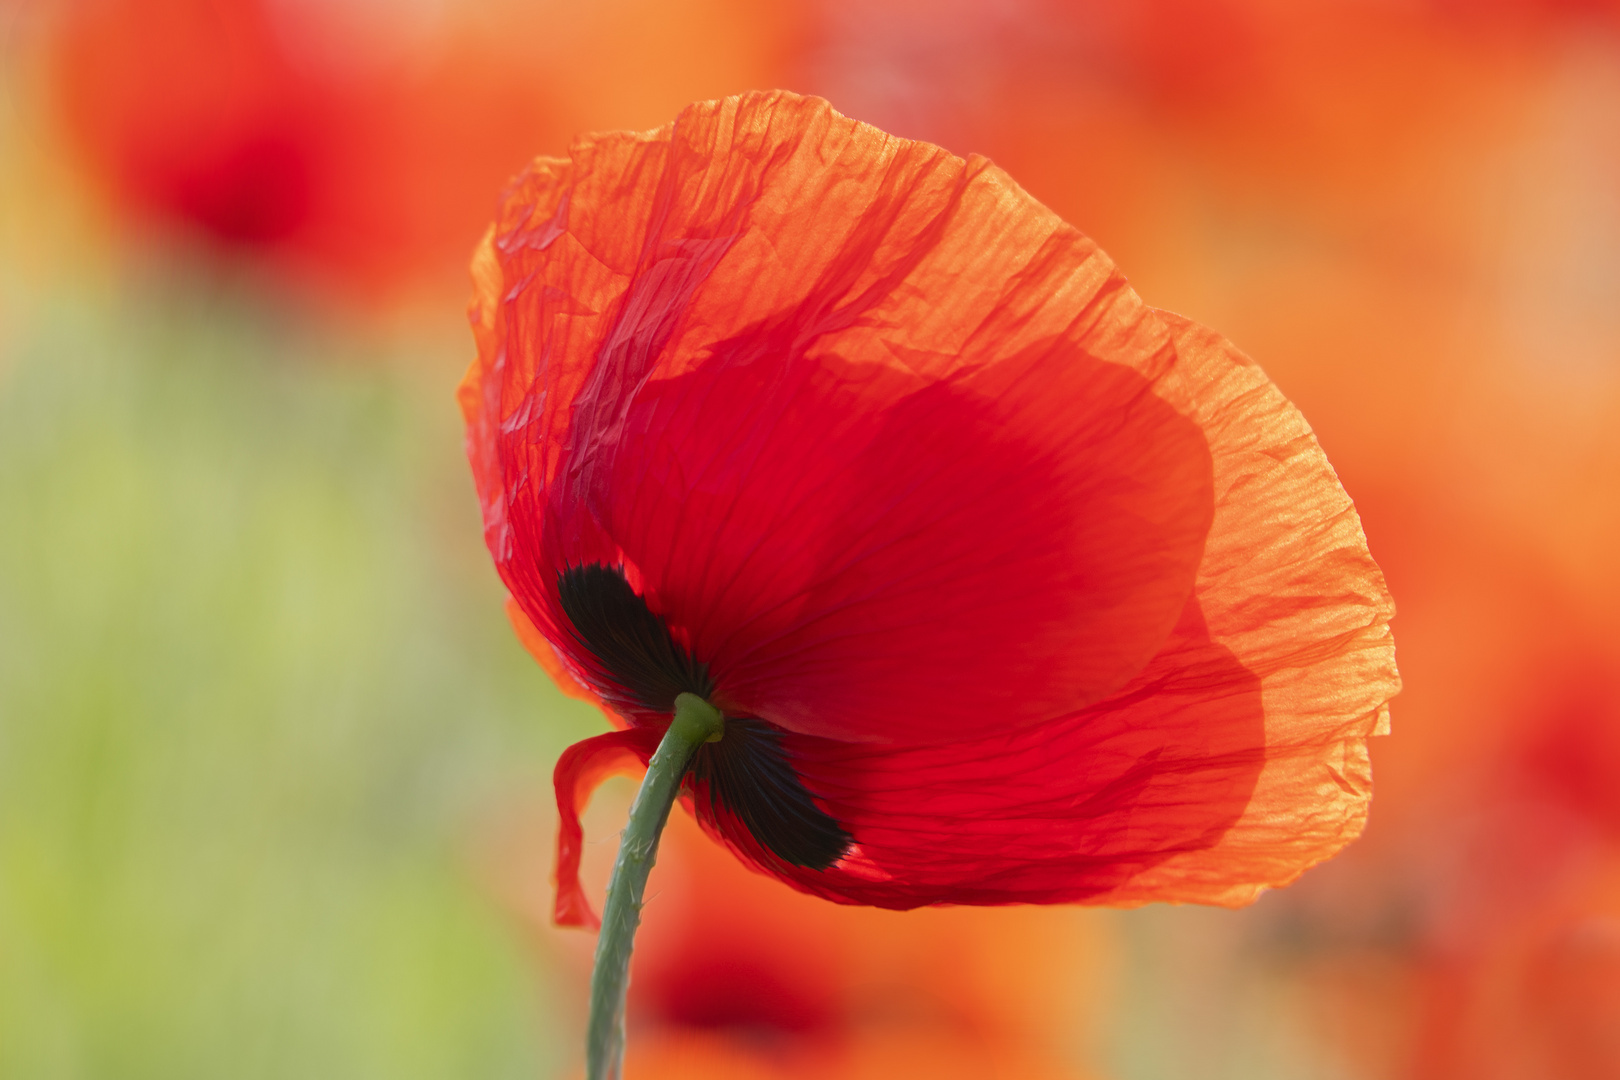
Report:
586,692,725,1080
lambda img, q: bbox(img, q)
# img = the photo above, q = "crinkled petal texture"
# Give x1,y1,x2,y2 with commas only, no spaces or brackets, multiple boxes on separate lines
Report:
461,90,1398,913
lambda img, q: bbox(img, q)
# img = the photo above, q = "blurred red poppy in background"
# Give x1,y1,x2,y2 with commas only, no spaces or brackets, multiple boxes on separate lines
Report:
489,803,1108,1079
461,90,1398,927
45,0,805,302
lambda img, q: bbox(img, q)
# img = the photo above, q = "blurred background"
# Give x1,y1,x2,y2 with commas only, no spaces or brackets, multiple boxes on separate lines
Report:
2,0,1618,1077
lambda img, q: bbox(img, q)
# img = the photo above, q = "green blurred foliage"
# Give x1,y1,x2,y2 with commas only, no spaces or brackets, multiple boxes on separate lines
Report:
0,271,599,1078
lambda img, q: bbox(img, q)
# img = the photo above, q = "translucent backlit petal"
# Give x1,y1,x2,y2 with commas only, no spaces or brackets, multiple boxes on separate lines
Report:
462,91,1399,912
697,308,1398,907
551,728,660,927
467,91,1215,744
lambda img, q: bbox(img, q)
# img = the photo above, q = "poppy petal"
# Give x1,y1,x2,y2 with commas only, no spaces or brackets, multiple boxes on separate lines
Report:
551,727,661,927
692,307,1397,907
697,596,1266,907
467,91,1215,744
1120,309,1398,900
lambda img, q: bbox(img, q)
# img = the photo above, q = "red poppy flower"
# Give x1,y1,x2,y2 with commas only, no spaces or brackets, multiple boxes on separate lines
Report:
459,90,1398,926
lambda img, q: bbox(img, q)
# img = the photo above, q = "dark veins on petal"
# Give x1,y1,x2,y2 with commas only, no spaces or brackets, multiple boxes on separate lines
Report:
556,563,850,870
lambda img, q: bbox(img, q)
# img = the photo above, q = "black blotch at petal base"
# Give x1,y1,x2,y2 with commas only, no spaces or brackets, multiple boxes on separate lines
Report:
692,718,851,871
555,563,849,870
557,563,713,712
